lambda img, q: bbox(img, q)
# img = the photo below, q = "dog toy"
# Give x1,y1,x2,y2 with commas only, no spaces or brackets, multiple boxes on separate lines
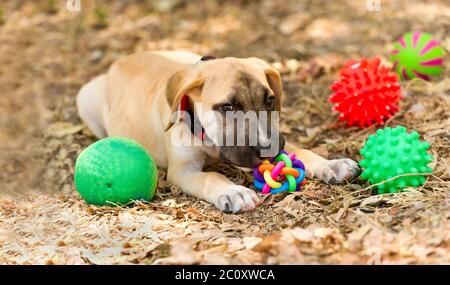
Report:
329,57,401,128
253,150,306,194
359,126,433,194
74,137,158,205
390,32,445,80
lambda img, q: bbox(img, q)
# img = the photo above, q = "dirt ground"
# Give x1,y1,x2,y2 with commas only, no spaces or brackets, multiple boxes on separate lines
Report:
0,0,449,264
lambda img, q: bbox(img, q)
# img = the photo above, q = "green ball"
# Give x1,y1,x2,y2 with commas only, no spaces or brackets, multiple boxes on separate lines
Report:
390,32,445,80
359,126,433,194
74,137,157,205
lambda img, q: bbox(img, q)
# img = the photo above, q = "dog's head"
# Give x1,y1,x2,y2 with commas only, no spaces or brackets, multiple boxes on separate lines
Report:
165,56,285,167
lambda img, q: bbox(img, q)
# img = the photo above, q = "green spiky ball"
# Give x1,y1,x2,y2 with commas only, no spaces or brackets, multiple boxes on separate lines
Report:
359,126,433,194
74,137,158,205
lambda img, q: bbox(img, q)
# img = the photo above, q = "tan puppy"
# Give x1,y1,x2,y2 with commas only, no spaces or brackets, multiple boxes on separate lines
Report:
77,51,359,212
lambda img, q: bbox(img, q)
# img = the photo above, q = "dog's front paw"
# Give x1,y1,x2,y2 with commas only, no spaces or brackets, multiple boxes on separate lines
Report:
215,185,259,213
317,158,360,184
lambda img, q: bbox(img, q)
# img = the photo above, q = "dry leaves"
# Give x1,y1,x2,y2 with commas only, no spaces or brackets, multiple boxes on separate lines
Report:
0,0,449,265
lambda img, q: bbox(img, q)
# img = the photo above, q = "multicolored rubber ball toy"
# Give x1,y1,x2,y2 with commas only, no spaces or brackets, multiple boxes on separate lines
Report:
329,57,402,128
359,126,433,194
390,32,445,80
253,150,306,194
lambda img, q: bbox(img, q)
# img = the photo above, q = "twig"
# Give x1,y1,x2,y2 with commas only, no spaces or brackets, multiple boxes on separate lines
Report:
339,172,433,199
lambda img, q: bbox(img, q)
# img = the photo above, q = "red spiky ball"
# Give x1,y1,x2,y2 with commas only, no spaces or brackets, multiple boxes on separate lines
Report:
329,57,402,128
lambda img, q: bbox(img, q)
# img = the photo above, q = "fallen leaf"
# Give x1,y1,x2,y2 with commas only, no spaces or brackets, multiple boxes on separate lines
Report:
279,12,309,35
242,236,263,250
360,195,386,207
155,240,198,265
288,228,314,242
48,122,84,137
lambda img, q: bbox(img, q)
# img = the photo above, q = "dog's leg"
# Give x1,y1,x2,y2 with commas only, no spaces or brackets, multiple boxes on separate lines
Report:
76,74,108,138
285,142,360,184
168,167,259,213
165,142,259,212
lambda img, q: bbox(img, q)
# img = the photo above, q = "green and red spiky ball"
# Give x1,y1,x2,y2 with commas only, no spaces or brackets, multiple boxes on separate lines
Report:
390,32,445,80
359,126,433,194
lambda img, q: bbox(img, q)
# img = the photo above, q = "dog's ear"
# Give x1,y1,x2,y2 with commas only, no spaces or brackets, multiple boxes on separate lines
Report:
264,66,283,109
246,57,283,108
165,68,204,131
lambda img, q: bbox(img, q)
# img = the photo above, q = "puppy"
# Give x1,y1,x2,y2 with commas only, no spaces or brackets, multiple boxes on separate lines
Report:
77,51,359,212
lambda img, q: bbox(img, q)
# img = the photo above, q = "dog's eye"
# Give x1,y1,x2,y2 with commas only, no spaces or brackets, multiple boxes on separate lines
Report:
266,96,276,108
221,103,234,112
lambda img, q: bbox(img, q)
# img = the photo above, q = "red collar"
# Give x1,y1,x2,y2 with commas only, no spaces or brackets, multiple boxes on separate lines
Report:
180,95,205,141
